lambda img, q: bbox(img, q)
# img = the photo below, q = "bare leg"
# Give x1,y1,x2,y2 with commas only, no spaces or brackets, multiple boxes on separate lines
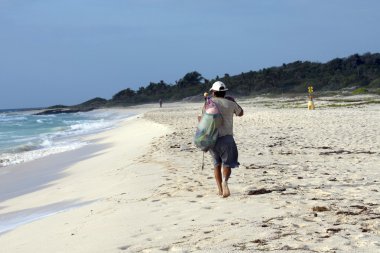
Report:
214,165,223,195
222,167,231,198
223,167,231,182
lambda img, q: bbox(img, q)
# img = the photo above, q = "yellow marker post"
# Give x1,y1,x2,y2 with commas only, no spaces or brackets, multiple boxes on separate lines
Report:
307,86,315,110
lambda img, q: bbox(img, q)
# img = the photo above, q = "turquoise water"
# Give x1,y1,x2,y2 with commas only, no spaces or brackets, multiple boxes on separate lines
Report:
0,109,134,167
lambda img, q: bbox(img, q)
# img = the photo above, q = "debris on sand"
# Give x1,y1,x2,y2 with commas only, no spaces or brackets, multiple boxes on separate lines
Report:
247,188,272,195
312,206,329,212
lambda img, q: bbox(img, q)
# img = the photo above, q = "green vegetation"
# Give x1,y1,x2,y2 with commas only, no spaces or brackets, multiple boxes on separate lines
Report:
352,87,368,95
368,78,380,88
75,97,108,108
73,52,380,108
323,100,380,108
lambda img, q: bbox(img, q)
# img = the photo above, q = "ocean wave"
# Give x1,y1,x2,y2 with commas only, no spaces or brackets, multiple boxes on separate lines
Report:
58,119,118,138
6,136,37,144
0,141,86,167
0,116,27,122
3,137,58,154
69,120,113,132
0,110,134,167
13,142,38,152
35,114,57,118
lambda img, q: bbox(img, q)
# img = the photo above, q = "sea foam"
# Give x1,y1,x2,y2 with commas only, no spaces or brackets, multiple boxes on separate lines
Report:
0,109,135,167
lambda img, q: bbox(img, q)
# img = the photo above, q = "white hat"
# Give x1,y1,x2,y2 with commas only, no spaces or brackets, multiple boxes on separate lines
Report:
210,81,228,91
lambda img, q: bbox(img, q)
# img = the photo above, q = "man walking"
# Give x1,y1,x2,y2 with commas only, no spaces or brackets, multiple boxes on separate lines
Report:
207,81,243,198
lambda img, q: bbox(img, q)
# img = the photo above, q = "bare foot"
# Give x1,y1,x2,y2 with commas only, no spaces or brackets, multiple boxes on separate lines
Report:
222,181,230,198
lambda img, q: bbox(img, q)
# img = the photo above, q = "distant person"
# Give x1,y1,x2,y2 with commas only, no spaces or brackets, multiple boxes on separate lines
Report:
205,81,243,197
159,99,163,108
308,95,315,110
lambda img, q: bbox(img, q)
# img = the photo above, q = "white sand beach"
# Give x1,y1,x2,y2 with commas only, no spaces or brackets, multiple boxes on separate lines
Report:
0,97,379,252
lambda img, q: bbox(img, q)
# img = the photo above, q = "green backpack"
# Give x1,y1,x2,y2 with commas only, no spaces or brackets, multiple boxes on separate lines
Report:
194,97,223,152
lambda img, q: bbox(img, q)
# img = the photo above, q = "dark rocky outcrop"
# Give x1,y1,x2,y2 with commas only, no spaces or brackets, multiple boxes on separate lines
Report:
35,97,107,115
35,108,95,115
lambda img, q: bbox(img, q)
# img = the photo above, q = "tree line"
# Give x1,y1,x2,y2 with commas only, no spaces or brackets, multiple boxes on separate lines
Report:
74,52,380,109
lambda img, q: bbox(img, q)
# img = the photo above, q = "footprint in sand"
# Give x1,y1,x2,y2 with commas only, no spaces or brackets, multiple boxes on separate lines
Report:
118,245,130,251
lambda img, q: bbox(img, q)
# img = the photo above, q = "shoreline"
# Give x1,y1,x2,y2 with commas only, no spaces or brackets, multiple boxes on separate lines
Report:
0,112,171,252
0,108,143,168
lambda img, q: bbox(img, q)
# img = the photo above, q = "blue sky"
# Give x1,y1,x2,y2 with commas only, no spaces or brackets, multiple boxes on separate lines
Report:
0,0,379,109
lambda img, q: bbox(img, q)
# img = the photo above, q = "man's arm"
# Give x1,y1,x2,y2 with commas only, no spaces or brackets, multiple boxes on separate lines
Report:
237,107,244,116
225,96,244,116
237,106,244,116
234,102,244,117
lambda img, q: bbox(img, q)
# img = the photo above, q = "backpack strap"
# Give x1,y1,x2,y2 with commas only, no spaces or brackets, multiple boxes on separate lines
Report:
210,98,224,121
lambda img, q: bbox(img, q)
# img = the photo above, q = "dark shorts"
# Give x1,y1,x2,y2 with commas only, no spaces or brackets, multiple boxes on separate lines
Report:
209,135,240,168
